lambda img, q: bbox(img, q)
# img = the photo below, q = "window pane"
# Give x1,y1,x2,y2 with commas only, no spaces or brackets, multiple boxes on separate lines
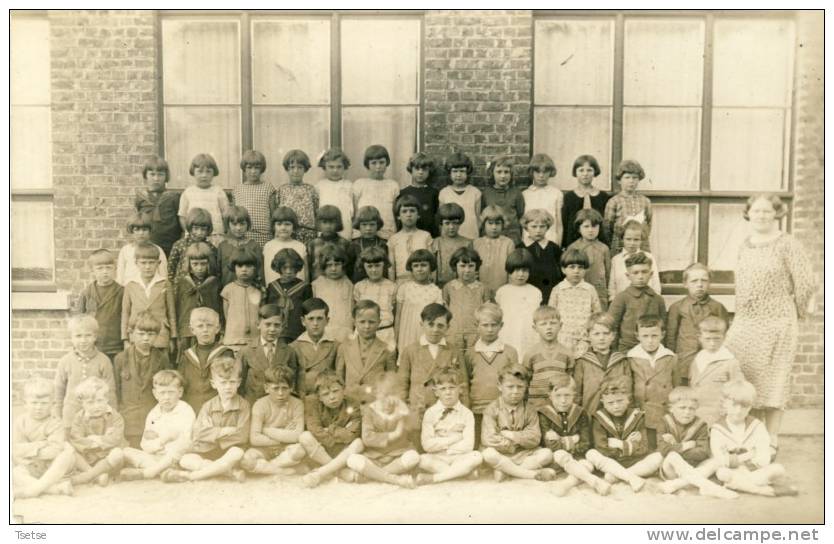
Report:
649,203,697,274
342,107,417,185
342,19,420,105
622,107,700,190
162,19,240,104
624,18,704,106
11,106,51,190
11,17,50,105
165,107,241,189
534,19,614,105
708,203,747,280
253,107,330,185
710,108,786,191
713,18,795,107
12,200,54,283
252,19,330,105
533,107,611,190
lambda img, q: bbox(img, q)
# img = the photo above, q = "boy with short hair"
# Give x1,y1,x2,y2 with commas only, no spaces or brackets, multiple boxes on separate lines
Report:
77,249,124,365
627,315,680,449
178,307,228,413
241,365,306,475
430,202,473,287
655,386,738,498
163,352,249,483
120,369,196,480
13,379,76,498
608,252,666,353
689,316,743,425
238,304,301,405
608,220,661,301
465,303,519,445
336,300,397,404
291,298,339,398
54,315,118,429
666,263,730,384
398,303,469,421
711,380,796,496
481,365,556,482
416,369,483,485
538,375,611,496
122,241,176,354
117,213,169,286
299,370,364,487
573,313,631,416
346,372,420,488
586,377,662,492
522,306,574,408
135,155,182,257
68,377,127,486
114,311,171,447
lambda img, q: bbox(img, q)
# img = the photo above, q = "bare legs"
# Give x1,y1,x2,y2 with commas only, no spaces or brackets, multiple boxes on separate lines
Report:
658,454,738,498
416,451,482,485
586,449,662,492
346,450,419,488
13,444,76,498
481,448,555,481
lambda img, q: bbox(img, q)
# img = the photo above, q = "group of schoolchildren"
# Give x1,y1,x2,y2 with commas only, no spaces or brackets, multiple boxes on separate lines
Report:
13,145,796,501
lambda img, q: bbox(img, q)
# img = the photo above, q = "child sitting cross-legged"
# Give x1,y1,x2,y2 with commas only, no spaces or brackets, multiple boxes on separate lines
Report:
416,369,483,486
13,379,76,498
346,372,420,489
298,370,364,488
538,375,611,497
655,386,739,499
240,365,306,476
480,364,557,482
162,351,249,483
120,370,196,481
68,377,127,487
585,377,662,492
711,380,797,497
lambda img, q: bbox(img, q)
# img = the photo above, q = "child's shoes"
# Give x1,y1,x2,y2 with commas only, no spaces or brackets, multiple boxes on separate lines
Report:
770,475,799,497
628,476,645,493
302,470,322,488
96,473,110,487
593,479,612,496
230,468,246,483
534,468,558,482
493,469,507,482
119,468,145,482
161,468,190,483
395,475,416,489
415,473,435,486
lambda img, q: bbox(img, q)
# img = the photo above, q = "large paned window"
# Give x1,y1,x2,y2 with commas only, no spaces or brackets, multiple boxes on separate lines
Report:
11,14,55,291
534,13,796,290
160,13,421,189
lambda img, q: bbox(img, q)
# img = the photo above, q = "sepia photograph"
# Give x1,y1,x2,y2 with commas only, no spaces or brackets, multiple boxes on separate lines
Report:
8,6,825,529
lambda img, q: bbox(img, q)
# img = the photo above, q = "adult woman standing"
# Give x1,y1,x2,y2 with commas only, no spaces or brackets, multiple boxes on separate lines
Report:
724,194,815,456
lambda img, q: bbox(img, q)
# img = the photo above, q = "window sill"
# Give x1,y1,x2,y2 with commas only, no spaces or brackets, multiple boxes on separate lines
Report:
12,290,71,311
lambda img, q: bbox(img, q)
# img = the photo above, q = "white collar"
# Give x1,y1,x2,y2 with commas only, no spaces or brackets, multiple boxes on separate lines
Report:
296,331,334,345
260,337,277,347
474,339,504,353
557,280,592,291
420,335,447,347
534,239,549,249
695,346,736,365
432,400,463,413
627,344,676,361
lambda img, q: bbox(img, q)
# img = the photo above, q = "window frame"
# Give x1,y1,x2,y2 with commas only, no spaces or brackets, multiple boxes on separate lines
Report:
156,10,425,188
11,11,58,294
532,10,799,295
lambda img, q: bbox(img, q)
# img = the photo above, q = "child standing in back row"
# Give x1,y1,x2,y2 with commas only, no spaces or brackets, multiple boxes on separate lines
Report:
481,155,525,245
316,148,354,240
135,156,182,257
604,159,652,256
178,153,230,245
439,152,481,240
275,149,319,245
399,152,439,237
352,145,400,240
232,150,275,248
523,153,563,246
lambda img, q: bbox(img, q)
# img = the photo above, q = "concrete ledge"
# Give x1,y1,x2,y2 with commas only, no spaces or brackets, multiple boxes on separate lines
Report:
781,408,823,435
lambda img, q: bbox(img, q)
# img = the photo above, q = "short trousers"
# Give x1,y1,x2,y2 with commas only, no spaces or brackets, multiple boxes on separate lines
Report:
80,449,110,466
248,444,290,459
192,447,230,461
23,460,51,479
420,452,474,465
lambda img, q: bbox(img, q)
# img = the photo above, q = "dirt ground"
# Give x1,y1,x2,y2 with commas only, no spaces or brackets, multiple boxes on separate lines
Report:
12,435,823,524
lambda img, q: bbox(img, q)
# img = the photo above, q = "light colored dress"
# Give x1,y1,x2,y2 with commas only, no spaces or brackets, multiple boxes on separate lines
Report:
354,278,399,350
439,185,482,240
548,280,602,357
724,233,815,409
232,181,275,248
388,228,433,283
473,235,515,292
567,238,611,310
396,281,443,351
522,184,564,245
178,185,230,236
352,178,400,240
603,192,652,255
262,238,308,285
495,283,542,361
316,178,354,240
312,276,354,343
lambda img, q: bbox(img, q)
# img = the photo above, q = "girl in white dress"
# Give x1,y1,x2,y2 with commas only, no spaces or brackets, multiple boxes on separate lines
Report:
395,249,444,351
439,152,482,240
495,248,543,361
316,148,354,240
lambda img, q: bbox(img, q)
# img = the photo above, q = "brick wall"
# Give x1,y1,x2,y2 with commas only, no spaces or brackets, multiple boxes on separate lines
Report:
11,9,158,402
424,10,532,187
787,10,824,408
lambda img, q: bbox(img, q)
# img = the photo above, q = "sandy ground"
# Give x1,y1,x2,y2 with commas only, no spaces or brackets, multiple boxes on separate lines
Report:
12,435,823,524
